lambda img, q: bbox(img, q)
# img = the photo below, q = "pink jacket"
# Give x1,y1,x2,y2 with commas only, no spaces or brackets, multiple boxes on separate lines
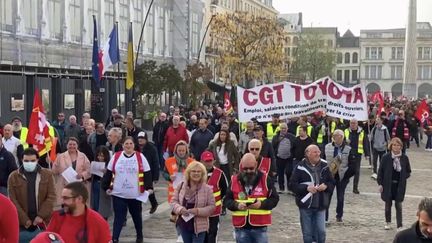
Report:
171,182,215,234
52,151,91,207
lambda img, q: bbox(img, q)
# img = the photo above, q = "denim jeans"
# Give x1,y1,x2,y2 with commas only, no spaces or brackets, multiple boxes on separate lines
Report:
155,143,165,171
19,228,41,243
299,208,326,243
91,179,101,211
276,157,293,191
234,227,268,243
326,174,349,220
180,229,206,243
426,135,432,149
112,196,143,240
0,186,7,196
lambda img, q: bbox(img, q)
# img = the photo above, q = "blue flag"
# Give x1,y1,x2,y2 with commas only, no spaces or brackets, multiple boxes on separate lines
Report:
91,15,100,87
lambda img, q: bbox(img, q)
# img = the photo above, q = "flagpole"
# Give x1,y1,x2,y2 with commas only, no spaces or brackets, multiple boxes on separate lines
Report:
132,0,155,116
115,22,121,113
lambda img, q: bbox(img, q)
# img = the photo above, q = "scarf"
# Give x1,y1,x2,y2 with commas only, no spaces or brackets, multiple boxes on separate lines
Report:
391,152,402,172
175,154,189,171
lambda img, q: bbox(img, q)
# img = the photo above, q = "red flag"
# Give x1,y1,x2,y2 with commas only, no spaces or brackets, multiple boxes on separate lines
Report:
27,90,51,156
370,91,384,114
415,99,430,123
224,91,233,114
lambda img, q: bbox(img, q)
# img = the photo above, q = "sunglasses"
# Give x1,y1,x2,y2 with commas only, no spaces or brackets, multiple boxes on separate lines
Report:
243,167,255,171
249,148,260,151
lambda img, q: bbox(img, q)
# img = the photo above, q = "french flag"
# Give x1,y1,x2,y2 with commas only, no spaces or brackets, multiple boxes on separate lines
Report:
99,25,120,77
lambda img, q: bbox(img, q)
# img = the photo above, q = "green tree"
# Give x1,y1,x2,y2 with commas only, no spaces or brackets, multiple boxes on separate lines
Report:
291,32,336,82
211,12,285,88
135,60,161,103
157,63,182,105
182,63,213,108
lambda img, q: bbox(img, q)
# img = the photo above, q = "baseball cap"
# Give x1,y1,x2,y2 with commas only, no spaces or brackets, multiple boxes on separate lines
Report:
137,131,147,140
11,116,22,123
201,151,214,162
30,232,64,243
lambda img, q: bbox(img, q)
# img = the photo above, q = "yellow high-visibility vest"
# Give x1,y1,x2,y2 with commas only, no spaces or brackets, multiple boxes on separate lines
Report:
344,129,364,154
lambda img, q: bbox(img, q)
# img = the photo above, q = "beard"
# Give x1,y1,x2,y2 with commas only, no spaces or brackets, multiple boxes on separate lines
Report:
62,204,75,214
13,124,22,132
241,171,257,186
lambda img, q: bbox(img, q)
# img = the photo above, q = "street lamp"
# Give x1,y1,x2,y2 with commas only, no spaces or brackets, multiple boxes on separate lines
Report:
197,4,217,64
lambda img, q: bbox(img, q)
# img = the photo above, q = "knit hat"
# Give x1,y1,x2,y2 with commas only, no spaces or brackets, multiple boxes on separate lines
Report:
30,232,64,243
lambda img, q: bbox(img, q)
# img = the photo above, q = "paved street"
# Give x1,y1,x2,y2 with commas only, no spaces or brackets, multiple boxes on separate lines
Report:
116,141,432,243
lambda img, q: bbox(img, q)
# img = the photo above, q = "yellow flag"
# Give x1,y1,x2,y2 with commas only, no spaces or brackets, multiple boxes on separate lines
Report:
126,22,134,90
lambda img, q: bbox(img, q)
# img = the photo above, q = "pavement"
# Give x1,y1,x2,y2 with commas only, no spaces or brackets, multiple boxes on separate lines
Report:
114,136,432,243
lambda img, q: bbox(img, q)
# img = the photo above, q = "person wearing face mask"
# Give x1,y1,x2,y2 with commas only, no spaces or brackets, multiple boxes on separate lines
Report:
7,148,56,242
224,153,279,243
394,197,432,242
378,137,411,231
47,182,111,242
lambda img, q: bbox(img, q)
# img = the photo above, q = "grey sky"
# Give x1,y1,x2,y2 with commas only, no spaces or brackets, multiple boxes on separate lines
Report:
273,0,432,35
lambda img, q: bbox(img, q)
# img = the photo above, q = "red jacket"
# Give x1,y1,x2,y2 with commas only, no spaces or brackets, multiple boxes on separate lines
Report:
163,125,189,153
47,207,111,243
0,194,19,243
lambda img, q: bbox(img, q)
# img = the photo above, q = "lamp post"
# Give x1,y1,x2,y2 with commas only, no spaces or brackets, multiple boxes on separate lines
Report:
197,5,217,64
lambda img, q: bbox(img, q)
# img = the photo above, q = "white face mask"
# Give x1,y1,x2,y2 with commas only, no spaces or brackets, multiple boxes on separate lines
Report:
23,162,38,172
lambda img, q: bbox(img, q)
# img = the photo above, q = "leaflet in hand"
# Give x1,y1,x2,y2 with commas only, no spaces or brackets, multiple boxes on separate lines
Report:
90,161,106,177
181,213,195,222
61,166,79,183
136,191,150,203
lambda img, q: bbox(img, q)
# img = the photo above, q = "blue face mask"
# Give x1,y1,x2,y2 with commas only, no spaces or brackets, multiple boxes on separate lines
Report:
23,161,38,172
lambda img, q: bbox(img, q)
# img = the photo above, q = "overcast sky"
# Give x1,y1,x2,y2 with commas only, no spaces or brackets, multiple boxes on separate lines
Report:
273,0,432,35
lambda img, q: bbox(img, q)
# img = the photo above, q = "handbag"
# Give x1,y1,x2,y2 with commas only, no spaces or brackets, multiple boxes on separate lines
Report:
169,181,184,223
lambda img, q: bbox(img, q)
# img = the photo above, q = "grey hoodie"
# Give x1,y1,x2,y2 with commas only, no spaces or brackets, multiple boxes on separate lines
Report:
371,125,390,152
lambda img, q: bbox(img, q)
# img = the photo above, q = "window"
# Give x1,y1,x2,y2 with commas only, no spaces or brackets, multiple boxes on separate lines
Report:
133,0,143,50
293,37,299,45
105,0,114,39
119,0,129,49
191,13,199,56
23,0,39,35
391,47,404,60
285,47,290,57
352,70,358,81
48,0,61,39
88,0,99,43
418,47,423,59
365,47,382,60
425,47,431,60
167,10,173,56
418,65,432,80
327,40,333,47
352,52,358,63
344,53,350,64
337,53,342,64
364,65,382,79
336,70,342,81
69,0,81,42
145,4,154,53
391,65,403,79
344,70,350,82
292,47,297,56
157,6,165,55
285,37,290,45
0,0,13,32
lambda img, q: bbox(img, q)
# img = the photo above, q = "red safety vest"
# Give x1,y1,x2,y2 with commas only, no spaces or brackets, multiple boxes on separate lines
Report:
230,174,271,228
207,167,223,217
110,151,145,193
258,157,271,175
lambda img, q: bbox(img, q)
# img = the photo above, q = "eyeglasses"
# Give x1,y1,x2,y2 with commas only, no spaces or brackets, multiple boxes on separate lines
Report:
61,196,77,200
190,170,202,174
249,148,260,151
242,167,255,171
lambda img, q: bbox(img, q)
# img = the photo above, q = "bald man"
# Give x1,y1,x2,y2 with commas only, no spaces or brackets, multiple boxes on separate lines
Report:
224,153,279,243
2,124,22,166
289,145,335,243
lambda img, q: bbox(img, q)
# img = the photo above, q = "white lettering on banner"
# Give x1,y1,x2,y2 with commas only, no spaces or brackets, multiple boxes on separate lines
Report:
237,77,368,122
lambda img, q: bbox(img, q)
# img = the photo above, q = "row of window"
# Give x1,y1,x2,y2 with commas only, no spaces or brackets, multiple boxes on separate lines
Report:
336,69,358,82
337,52,358,64
0,0,203,57
364,47,432,60
363,65,432,80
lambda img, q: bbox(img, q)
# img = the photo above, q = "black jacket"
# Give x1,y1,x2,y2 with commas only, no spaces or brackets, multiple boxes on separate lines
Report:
190,129,214,159
377,153,411,202
152,120,169,146
126,126,143,144
224,171,279,229
139,142,160,181
393,222,432,243
245,139,276,176
289,158,335,210
0,146,17,187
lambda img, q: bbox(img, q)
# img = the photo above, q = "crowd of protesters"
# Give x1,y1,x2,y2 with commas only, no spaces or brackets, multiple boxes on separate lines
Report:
0,97,431,243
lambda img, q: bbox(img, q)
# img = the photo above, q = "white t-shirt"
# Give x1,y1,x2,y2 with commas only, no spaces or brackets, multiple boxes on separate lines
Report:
217,144,229,165
2,136,21,166
107,152,151,199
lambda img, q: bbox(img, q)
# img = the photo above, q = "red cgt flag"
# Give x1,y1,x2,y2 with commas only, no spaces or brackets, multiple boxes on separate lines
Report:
224,91,233,114
415,99,430,123
26,89,51,156
370,91,384,114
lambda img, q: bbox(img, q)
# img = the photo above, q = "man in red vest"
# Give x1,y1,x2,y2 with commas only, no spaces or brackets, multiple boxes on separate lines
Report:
200,151,228,243
224,153,279,243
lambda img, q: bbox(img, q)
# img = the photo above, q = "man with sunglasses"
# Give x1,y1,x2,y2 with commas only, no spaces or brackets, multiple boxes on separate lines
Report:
8,148,56,242
47,181,111,243
224,153,279,243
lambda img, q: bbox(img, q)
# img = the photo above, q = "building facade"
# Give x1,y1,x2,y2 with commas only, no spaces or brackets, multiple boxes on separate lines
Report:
335,30,360,86
0,0,205,124
360,22,432,98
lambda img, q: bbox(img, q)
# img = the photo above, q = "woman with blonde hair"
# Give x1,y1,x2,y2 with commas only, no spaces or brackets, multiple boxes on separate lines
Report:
171,161,215,243
378,137,411,231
